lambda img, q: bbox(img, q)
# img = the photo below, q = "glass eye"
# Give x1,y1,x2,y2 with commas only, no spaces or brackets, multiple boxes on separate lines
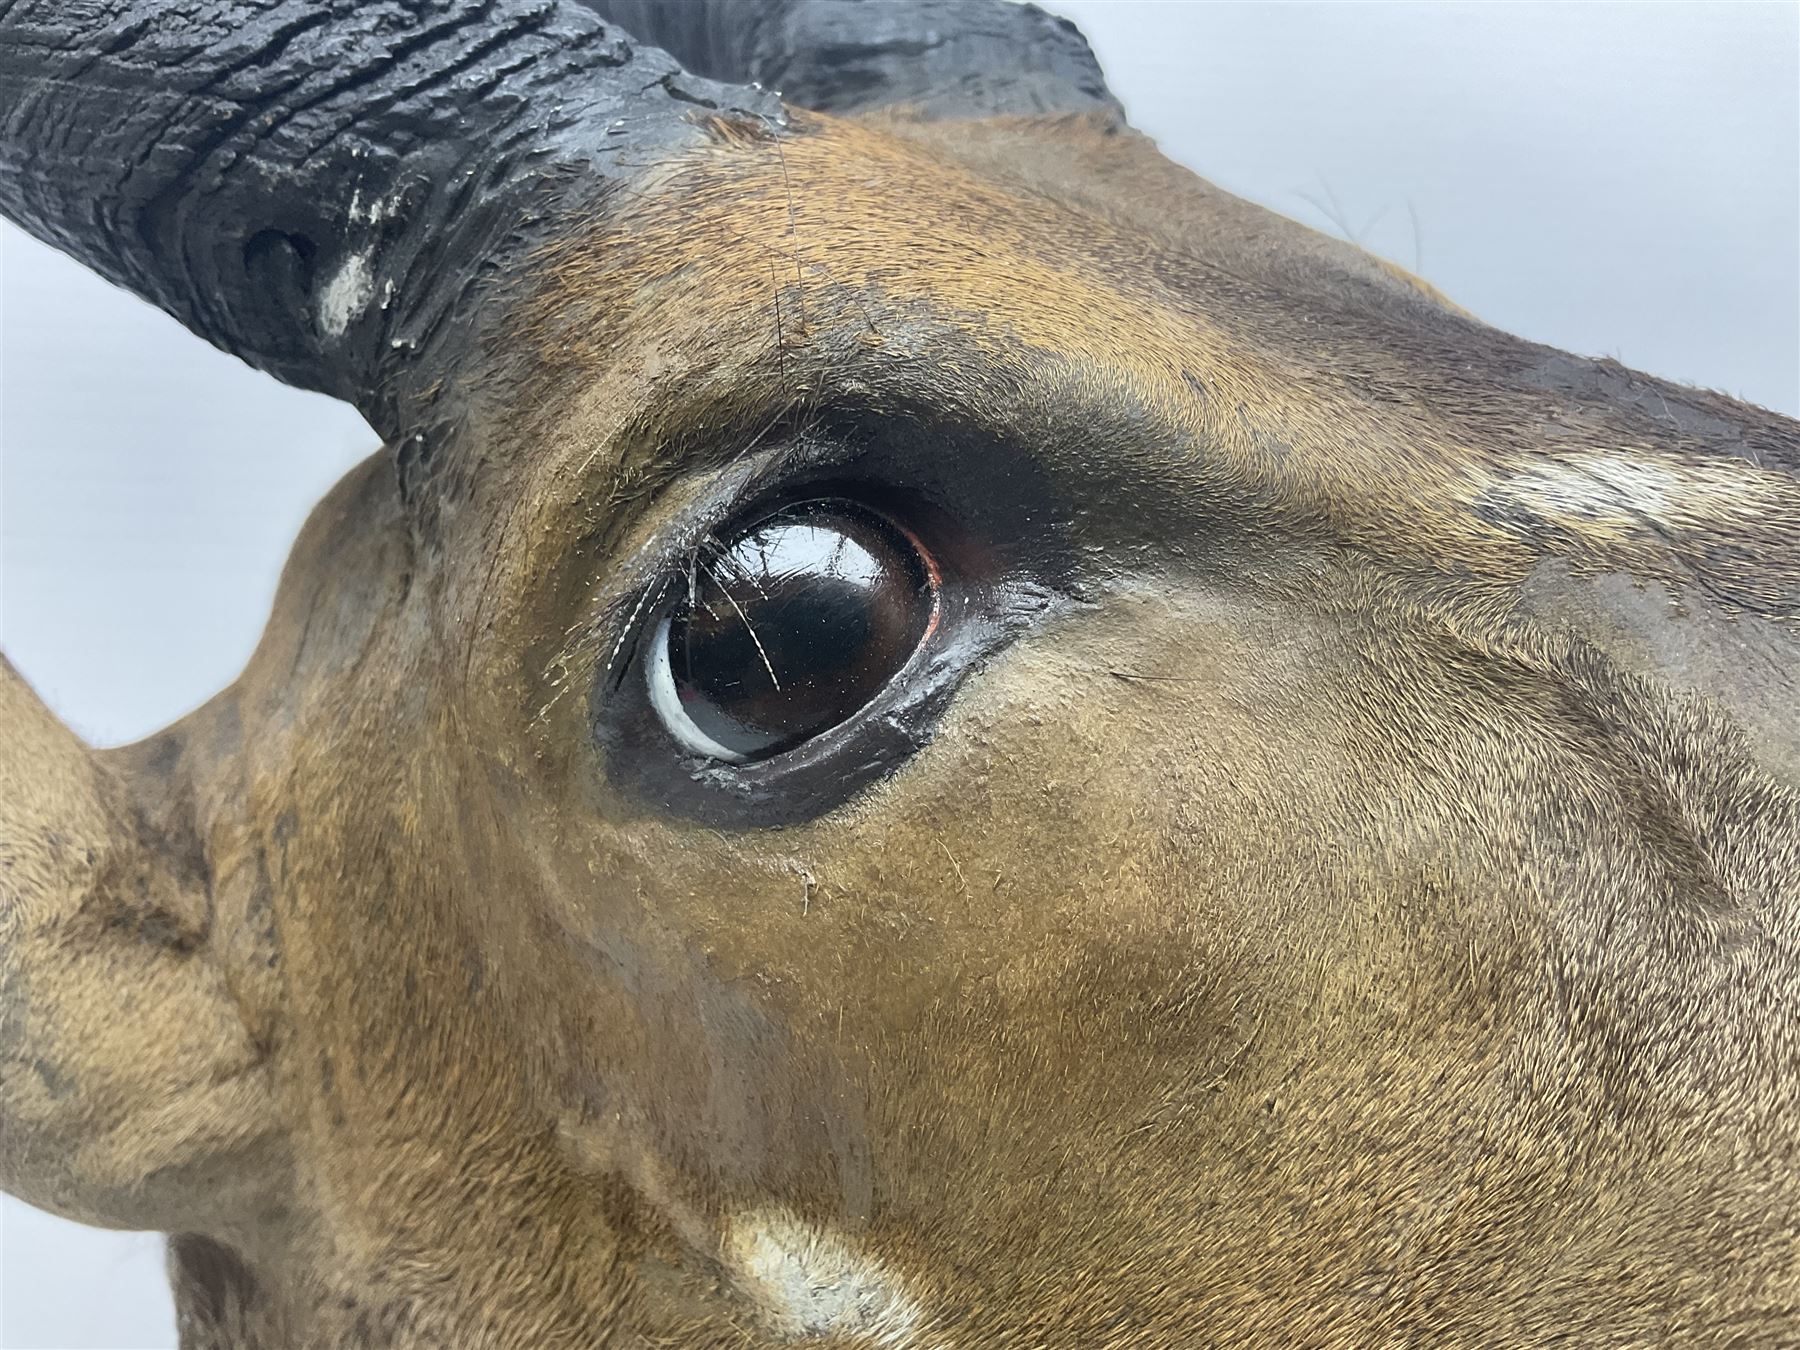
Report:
647,500,940,763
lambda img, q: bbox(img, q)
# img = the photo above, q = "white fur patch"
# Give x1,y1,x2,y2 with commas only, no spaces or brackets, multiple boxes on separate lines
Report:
723,1209,934,1346
1509,455,1686,523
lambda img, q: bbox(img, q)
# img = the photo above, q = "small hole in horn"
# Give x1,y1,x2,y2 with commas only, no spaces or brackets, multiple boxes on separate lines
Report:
242,228,316,301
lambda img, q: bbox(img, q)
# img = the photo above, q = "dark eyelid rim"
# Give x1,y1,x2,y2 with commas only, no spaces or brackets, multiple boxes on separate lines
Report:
583,398,1084,827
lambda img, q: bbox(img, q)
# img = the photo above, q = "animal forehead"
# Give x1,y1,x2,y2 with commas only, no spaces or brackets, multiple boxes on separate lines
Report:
536,114,1334,387
510,115,1800,617
517,110,1432,497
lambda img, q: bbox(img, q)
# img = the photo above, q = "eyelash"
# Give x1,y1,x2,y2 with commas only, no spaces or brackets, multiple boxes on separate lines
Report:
595,446,817,695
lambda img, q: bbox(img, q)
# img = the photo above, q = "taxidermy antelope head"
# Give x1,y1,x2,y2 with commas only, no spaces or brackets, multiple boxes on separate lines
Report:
2,1,1797,1344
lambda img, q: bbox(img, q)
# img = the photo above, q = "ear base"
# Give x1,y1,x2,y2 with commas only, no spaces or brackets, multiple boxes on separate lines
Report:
0,658,285,1232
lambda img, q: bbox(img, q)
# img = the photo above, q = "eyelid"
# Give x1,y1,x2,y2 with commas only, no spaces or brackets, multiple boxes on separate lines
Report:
593,439,817,692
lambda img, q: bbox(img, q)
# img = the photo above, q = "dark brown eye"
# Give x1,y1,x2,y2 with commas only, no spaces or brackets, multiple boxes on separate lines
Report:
647,500,940,762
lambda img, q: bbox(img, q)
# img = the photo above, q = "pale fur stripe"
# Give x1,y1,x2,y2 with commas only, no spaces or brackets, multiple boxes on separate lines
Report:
723,1208,942,1347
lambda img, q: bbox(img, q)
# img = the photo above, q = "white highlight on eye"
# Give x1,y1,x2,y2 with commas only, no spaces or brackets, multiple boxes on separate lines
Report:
723,1208,934,1347
646,614,749,763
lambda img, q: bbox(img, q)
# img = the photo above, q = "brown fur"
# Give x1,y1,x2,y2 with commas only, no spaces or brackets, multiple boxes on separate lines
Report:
3,104,1798,1348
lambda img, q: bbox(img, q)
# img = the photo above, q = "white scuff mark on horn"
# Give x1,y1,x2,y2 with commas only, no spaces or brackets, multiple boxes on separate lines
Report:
345,182,403,227
723,1208,942,1347
319,251,375,339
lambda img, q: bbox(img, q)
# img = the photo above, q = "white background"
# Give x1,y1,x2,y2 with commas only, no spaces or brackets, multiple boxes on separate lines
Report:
3,3,1796,1345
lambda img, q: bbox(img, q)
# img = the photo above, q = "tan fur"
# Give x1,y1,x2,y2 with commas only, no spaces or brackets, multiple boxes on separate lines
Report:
3,105,1798,1348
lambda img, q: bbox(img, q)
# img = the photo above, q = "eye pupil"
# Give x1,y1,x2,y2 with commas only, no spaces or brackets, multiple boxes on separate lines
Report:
653,501,938,761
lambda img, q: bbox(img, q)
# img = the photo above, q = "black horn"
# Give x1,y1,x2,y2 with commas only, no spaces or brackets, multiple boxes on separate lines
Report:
589,0,1122,120
0,0,780,438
